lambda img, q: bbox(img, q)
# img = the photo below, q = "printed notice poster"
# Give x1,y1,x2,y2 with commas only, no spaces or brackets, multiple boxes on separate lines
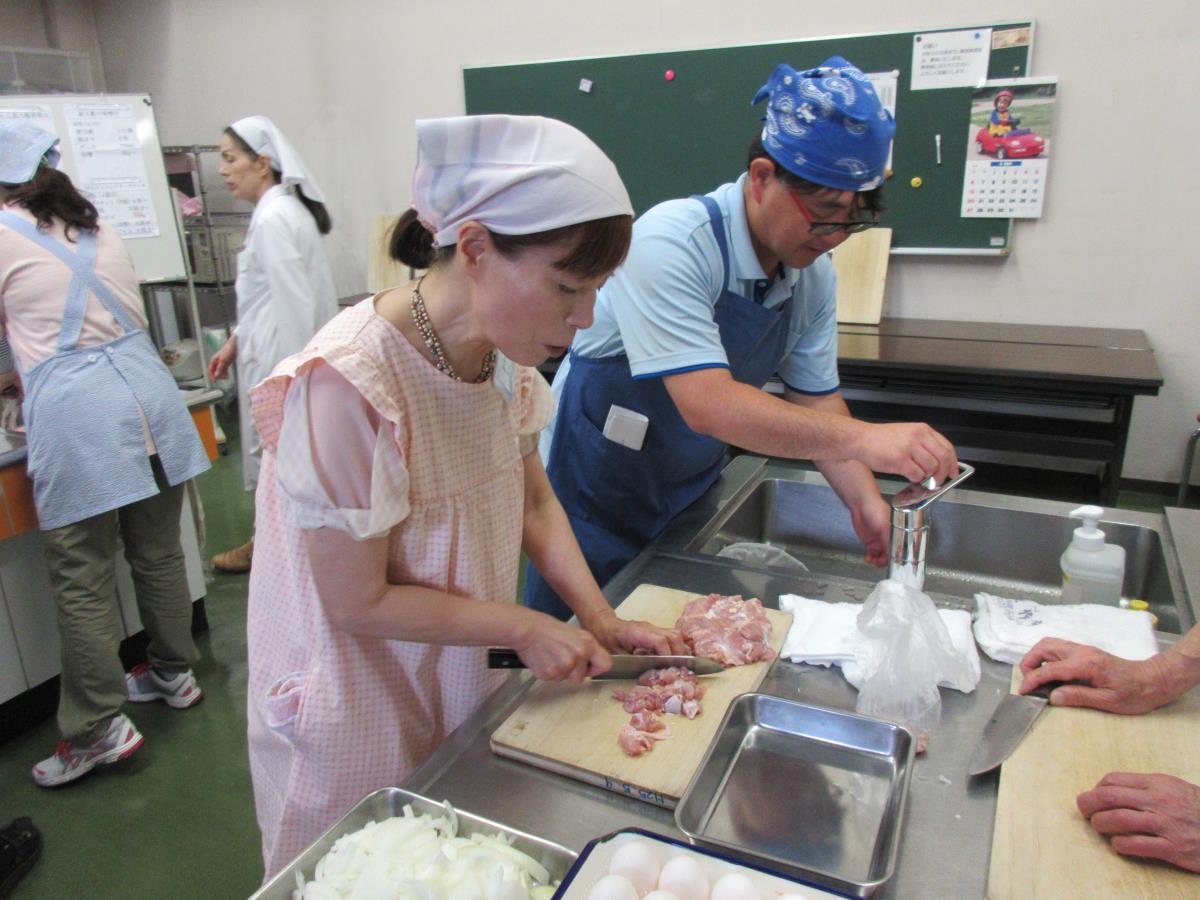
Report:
962,77,1057,219
911,29,992,91
0,105,55,138
65,103,159,238
866,70,900,171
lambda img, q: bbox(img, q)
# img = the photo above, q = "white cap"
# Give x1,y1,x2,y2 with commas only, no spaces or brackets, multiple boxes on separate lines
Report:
1069,505,1106,550
0,120,60,184
411,114,633,248
229,115,326,203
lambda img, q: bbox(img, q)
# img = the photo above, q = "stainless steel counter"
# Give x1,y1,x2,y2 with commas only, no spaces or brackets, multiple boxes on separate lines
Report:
403,458,1195,898
406,550,1015,898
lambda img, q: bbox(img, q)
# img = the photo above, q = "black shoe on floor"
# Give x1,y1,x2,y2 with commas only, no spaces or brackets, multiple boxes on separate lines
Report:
0,817,42,899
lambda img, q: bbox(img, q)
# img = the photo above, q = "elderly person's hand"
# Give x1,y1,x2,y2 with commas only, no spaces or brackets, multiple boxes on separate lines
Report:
1077,772,1200,872
1018,637,1183,715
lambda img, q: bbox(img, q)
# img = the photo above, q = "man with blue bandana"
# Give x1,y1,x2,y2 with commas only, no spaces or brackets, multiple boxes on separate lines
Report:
525,58,959,620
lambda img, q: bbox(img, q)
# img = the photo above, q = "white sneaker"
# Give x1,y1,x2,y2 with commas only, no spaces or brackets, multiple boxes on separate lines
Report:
31,714,144,787
125,663,203,709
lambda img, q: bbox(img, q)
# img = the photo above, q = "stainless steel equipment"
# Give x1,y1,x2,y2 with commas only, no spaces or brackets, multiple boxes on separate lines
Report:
886,463,975,590
486,648,725,679
249,787,577,900
675,694,914,897
400,456,1198,899
967,682,1057,776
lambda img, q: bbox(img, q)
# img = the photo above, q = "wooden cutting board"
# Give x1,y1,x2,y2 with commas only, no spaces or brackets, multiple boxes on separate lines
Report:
490,585,792,808
988,670,1200,898
830,226,892,325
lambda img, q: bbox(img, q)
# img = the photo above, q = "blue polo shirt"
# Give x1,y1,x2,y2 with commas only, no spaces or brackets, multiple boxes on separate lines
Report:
542,175,840,457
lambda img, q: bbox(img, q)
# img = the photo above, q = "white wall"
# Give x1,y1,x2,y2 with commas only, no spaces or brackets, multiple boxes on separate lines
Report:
88,0,1199,484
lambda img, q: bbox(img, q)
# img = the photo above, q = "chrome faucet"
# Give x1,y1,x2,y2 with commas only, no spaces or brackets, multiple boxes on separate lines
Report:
887,463,976,590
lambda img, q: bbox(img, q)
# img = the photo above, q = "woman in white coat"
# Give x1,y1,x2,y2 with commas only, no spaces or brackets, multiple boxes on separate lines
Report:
207,116,337,572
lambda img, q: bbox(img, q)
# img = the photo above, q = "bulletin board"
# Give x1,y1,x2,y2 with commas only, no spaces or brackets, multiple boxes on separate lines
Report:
464,22,1033,254
0,93,188,281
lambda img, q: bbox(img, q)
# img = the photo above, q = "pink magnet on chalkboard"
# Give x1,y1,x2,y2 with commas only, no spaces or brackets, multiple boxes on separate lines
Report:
664,69,675,81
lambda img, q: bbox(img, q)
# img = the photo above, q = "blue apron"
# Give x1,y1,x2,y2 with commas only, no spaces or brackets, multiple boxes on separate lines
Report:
524,196,794,619
0,212,210,530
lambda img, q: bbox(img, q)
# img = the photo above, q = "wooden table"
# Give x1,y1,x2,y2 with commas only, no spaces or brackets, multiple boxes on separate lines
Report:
835,318,1163,505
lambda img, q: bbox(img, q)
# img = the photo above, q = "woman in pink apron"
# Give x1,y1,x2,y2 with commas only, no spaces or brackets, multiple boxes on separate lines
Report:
245,115,686,877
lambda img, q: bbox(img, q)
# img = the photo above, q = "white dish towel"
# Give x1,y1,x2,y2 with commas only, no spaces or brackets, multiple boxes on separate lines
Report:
779,593,981,692
972,592,1158,665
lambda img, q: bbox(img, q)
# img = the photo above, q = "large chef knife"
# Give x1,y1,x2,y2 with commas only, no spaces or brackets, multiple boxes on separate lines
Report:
486,648,724,679
968,681,1066,776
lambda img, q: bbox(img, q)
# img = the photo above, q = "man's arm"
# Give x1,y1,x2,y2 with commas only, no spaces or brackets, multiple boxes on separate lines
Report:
662,366,957,485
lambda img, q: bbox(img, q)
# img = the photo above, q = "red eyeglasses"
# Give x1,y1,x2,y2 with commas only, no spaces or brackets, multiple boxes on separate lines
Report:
786,190,877,235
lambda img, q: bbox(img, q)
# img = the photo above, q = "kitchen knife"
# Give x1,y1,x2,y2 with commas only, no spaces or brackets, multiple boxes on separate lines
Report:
968,681,1066,776
486,648,725,679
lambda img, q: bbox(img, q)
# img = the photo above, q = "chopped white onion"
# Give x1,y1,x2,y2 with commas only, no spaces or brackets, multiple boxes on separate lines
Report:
292,803,557,900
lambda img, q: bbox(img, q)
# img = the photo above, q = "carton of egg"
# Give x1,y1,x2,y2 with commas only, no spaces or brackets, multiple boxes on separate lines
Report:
568,831,839,900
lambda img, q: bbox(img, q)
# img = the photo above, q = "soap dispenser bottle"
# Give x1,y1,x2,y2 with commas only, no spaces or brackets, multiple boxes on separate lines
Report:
1060,505,1126,605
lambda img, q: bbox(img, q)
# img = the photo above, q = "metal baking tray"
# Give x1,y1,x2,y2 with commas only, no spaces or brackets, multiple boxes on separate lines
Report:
555,826,849,899
250,786,578,899
674,694,914,897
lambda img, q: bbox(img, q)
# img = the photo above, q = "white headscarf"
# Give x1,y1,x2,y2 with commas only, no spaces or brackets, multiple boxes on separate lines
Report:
411,115,632,248
229,115,326,204
0,121,60,185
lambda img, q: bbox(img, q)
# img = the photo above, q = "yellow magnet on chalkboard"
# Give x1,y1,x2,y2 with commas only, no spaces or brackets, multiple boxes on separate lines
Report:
910,177,923,188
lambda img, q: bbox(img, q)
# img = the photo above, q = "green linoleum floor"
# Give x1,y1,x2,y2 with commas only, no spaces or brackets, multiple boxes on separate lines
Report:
0,408,263,899
0,405,1180,899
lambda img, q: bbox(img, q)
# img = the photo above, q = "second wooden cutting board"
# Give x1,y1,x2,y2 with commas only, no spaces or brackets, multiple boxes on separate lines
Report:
988,669,1200,899
490,584,792,807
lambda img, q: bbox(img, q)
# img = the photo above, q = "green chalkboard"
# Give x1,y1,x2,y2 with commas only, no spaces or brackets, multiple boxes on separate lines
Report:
464,23,1032,253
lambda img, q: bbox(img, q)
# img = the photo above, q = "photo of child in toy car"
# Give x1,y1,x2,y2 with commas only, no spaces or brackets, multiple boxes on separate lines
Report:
969,86,1053,160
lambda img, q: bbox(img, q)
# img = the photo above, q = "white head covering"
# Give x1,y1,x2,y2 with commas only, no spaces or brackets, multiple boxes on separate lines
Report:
0,121,61,185
229,115,326,203
411,115,632,248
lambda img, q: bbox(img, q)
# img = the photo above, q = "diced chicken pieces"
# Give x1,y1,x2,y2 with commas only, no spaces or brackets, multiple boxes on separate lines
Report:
619,713,671,757
616,593,774,755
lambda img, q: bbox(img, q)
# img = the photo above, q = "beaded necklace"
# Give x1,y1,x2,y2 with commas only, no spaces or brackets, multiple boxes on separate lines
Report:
409,277,496,383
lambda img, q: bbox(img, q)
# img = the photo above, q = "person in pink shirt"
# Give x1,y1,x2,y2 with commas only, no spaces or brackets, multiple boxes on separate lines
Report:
244,115,686,877
0,121,209,787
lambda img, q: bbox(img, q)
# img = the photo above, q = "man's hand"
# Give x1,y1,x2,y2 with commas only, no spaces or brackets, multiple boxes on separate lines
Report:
1078,772,1200,872
849,492,890,566
1018,637,1181,715
855,421,958,485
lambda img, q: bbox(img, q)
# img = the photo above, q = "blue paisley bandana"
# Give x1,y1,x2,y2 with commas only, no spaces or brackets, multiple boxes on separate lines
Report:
752,57,895,192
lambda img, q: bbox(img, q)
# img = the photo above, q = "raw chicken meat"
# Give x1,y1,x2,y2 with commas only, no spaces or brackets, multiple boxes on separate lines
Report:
675,593,776,667
614,670,704,755
615,594,776,756
618,713,670,757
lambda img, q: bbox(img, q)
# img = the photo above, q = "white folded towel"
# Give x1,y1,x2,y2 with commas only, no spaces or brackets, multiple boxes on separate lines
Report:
780,594,981,692
972,593,1158,665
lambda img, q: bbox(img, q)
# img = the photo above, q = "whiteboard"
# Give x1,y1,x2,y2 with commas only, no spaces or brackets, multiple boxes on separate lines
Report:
0,93,187,282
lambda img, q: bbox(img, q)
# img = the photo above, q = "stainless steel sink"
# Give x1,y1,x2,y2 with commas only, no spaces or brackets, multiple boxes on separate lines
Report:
683,461,1190,634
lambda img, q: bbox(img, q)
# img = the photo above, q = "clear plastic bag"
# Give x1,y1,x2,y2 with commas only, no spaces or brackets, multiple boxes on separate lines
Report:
716,541,809,572
852,580,975,753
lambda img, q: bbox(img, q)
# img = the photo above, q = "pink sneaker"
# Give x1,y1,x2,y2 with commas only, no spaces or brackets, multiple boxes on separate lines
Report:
32,714,143,787
125,663,203,709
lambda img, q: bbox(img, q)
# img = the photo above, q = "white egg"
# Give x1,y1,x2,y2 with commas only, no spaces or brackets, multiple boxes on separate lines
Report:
588,874,640,900
709,872,759,900
657,855,709,900
643,892,681,900
609,840,662,895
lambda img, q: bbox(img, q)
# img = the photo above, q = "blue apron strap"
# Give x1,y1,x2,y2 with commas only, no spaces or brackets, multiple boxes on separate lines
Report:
0,212,141,342
690,195,732,296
